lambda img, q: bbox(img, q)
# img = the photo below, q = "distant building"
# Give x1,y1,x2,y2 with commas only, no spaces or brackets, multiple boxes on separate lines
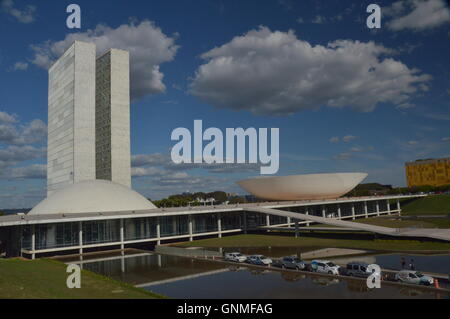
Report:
405,157,450,187
47,41,131,196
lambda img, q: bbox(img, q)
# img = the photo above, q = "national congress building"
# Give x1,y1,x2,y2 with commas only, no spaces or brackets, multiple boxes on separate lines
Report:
47,41,131,195
0,41,431,259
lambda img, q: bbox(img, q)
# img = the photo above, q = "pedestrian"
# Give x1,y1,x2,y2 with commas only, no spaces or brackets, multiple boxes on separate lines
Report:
409,259,415,271
401,257,406,269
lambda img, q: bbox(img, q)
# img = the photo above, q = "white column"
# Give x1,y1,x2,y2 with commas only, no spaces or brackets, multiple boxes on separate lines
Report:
287,217,291,226
78,221,83,255
386,200,391,215
295,220,299,238
218,213,222,238
189,215,193,241
397,199,401,216
266,214,270,227
31,225,35,260
337,204,342,219
305,208,310,227
120,219,124,250
376,201,380,217
322,205,326,218
156,217,161,245
364,201,368,218
351,203,356,220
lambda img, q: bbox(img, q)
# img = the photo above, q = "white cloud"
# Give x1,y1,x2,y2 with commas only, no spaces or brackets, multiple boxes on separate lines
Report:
0,111,17,124
386,0,450,31
342,135,358,143
442,137,450,141
1,0,36,24
190,27,431,116
30,20,179,100
0,114,47,145
329,137,340,143
12,61,28,71
5,164,46,179
332,152,352,160
312,15,326,24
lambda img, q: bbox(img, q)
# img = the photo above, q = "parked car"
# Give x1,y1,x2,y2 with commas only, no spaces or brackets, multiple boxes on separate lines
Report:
346,262,380,278
310,260,340,275
395,270,434,286
246,255,272,266
224,252,247,263
273,256,306,270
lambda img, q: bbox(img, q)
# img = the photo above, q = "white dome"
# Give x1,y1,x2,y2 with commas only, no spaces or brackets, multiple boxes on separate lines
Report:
237,173,368,201
29,180,157,215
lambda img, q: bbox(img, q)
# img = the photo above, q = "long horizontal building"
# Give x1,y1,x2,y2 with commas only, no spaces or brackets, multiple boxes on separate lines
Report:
0,180,428,259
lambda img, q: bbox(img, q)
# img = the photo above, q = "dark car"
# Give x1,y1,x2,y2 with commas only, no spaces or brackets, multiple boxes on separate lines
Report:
273,256,306,270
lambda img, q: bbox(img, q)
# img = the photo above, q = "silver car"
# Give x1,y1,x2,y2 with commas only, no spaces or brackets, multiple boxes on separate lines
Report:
277,256,306,270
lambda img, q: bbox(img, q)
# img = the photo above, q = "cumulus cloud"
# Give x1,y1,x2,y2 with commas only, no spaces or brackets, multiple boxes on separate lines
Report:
386,0,450,31
0,111,17,124
30,20,179,100
0,145,46,170
4,164,46,179
131,153,259,175
1,0,36,24
12,61,28,71
190,27,431,116
0,113,47,145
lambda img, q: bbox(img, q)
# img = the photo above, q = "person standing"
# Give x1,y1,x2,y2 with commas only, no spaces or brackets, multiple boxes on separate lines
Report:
401,257,406,269
409,259,415,271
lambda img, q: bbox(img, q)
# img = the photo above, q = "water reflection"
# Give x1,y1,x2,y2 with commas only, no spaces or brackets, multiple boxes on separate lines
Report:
63,251,449,299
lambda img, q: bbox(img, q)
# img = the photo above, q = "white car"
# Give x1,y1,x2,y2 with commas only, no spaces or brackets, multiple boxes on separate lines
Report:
246,255,273,266
224,252,247,263
395,270,434,286
311,260,340,275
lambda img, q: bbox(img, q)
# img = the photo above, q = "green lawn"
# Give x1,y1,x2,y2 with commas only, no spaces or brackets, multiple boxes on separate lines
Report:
402,195,450,216
0,258,164,299
355,216,450,229
177,234,450,252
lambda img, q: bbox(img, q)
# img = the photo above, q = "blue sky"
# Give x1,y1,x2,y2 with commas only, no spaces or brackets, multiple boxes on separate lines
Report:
0,0,449,208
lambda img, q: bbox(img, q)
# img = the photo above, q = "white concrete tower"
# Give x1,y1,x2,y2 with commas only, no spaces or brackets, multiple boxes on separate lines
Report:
95,49,131,188
47,41,96,196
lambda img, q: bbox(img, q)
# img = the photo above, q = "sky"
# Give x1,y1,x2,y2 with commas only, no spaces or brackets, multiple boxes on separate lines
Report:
0,0,449,209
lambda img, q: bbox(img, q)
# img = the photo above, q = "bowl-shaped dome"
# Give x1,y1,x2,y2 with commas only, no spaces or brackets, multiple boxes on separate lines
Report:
29,180,157,215
237,173,368,201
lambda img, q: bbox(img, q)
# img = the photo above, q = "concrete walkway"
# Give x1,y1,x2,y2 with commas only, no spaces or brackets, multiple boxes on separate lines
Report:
246,207,450,242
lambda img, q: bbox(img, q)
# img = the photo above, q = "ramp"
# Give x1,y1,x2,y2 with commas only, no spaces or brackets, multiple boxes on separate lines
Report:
246,207,450,242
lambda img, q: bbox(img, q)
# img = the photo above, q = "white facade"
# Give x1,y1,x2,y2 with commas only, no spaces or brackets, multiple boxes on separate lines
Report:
47,41,96,196
237,173,368,201
29,180,156,216
96,49,131,188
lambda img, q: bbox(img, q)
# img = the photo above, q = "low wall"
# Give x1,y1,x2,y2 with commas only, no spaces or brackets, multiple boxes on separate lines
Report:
155,245,222,258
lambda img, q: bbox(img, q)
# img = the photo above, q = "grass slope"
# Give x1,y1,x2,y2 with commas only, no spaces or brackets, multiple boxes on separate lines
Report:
355,217,450,229
178,234,450,252
0,258,164,299
402,195,450,216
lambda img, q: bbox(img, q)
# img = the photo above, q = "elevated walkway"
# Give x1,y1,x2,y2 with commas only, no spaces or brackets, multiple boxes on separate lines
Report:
246,207,450,242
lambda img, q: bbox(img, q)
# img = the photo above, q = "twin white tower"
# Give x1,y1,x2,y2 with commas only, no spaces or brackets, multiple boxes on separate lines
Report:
47,41,131,195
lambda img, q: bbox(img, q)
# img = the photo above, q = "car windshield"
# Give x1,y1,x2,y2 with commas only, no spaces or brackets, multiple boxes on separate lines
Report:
236,254,242,257
326,262,336,267
293,258,301,262
415,272,424,278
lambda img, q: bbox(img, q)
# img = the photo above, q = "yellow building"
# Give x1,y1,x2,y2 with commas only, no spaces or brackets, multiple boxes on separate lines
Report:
405,157,450,187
